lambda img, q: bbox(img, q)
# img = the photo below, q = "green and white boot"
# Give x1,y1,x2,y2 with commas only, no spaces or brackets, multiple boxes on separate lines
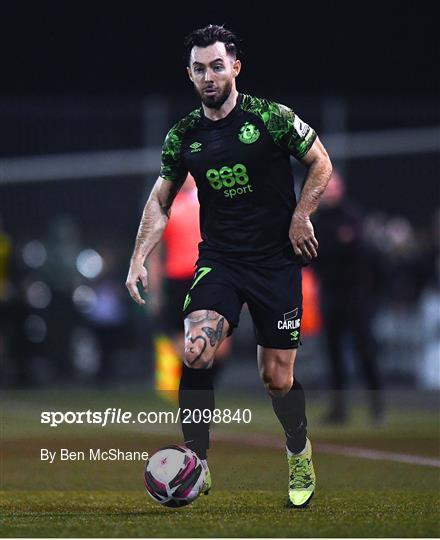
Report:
286,438,316,508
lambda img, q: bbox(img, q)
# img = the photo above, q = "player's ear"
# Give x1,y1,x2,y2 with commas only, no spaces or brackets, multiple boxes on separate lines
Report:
187,66,194,83
233,59,241,78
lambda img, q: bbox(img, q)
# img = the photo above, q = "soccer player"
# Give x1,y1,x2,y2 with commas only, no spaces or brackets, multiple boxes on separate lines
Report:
126,25,332,508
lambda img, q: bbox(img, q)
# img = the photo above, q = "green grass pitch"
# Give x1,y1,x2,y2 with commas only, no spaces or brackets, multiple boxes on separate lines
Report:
1,387,439,537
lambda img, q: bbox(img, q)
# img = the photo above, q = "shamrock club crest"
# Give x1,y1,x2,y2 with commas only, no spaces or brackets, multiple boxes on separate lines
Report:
239,122,260,144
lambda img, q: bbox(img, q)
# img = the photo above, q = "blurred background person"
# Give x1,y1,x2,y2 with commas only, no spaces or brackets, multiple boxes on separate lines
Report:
77,244,130,384
41,215,83,381
148,175,231,398
313,170,385,424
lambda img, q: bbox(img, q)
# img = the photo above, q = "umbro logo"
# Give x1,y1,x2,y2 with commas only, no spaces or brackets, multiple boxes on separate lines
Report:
190,142,202,153
290,330,299,341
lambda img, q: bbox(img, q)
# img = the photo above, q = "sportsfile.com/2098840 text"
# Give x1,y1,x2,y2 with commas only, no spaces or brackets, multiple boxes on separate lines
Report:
40,408,252,427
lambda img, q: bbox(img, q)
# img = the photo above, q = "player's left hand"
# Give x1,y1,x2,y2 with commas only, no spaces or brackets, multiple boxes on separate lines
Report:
289,212,319,260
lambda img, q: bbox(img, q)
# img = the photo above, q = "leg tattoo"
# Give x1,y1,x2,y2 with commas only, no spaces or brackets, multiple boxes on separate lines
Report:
186,335,207,365
202,318,225,347
185,311,226,367
186,310,220,324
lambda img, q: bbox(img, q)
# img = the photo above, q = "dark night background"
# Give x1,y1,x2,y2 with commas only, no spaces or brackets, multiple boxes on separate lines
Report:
0,1,438,98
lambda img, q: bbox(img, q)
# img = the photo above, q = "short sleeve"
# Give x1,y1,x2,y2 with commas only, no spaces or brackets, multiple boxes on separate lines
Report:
159,125,188,183
266,102,317,159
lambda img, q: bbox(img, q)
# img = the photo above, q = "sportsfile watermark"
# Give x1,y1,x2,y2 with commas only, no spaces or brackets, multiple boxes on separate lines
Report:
40,408,252,427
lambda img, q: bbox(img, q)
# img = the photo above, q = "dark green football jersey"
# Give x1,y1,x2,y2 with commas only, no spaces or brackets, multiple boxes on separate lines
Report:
160,93,316,266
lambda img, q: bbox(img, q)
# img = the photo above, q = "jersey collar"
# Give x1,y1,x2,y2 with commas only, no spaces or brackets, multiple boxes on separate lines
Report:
200,93,242,128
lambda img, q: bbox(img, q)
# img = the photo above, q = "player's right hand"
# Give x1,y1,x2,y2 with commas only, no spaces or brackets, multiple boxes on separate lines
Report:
125,259,148,305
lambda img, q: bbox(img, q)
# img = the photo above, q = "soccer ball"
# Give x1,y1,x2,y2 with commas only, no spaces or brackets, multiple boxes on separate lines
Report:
144,445,205,507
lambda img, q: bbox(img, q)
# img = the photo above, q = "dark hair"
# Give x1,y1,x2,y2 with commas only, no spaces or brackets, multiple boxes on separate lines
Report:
184,24,240,66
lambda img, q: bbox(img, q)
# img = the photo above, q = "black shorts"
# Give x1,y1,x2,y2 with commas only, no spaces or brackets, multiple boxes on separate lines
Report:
182,258,303,349
162,278,193,334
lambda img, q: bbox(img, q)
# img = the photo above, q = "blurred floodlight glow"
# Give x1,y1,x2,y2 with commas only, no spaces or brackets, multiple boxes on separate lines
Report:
22,241,47,268
73,285,98,313
24,315,47,343
76,249,103,279
26,281,52,309
71,327,100,375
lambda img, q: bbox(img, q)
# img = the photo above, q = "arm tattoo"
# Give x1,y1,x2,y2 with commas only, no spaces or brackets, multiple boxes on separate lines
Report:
296,159,332,217
202,317,225,347
295,154,332,216
133,199,166,258
132,184,178,262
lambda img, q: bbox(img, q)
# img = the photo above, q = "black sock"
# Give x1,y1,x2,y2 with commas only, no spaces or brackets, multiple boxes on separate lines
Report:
178,364,214,460
210,361,225,388
271,378,307,454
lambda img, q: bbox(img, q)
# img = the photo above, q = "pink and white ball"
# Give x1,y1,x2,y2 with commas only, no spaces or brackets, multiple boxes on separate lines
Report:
144,445,205,507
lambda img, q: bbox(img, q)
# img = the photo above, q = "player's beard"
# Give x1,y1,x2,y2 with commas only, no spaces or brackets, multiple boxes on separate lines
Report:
198,79,233,110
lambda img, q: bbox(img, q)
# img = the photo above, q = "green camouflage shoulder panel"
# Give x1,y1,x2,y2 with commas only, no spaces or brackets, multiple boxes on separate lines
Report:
240,94,317,159
160,108,202,182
